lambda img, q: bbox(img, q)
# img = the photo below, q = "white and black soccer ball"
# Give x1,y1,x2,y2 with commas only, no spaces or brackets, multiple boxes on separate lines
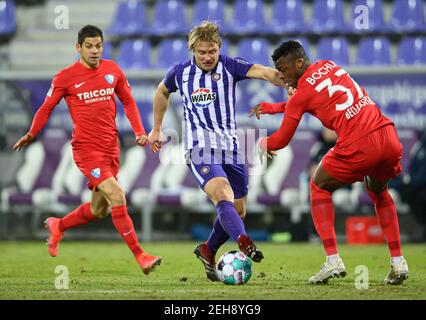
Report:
216,250,253,285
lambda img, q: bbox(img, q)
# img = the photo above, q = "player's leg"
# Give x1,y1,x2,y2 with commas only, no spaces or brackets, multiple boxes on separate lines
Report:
97,177,161,274
44,189,105,257
365,176,408,284
309,161,347,284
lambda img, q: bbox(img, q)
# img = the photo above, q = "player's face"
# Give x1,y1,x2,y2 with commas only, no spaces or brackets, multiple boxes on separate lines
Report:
274,55,305,88
193,41,220,72
76,37,103,68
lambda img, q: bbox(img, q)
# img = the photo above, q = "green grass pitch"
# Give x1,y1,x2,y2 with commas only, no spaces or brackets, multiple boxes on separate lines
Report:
0,241,425,300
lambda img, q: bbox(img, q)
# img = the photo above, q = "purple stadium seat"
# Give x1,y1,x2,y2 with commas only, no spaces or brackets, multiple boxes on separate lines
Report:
397,37,426,65
268,0,307,34
228,0,266,35
192,0,227,32
236,39,271,66
148,0,187,36
0,0,16,36
351,0,386,33
220,39,230,56
7,129,69,206
116,39,151,70
154,39,189,69
389,0,426,32
357,37,391,65
316,37,350,66
257,131,317,206
309,0,347,33
108,1,147,36
102,42,113,60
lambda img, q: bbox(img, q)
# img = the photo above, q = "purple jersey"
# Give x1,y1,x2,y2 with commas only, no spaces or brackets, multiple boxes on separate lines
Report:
163,55,253,151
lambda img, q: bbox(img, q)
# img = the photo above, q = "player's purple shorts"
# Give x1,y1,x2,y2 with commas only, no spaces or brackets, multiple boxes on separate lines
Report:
186,148,248,199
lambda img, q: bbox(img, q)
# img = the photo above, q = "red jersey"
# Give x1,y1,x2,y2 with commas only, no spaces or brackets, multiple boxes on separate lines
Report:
267,60,393,150
29,59,145,155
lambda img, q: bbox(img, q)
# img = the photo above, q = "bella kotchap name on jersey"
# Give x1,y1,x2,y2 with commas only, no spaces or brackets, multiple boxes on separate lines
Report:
305,61,337,85
76,88,115,103
345,95,374,120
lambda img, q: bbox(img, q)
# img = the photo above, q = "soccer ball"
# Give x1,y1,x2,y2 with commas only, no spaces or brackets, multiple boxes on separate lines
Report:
216,250,253,285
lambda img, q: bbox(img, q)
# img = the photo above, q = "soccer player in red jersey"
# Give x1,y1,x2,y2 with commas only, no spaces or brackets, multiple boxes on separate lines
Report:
252,41,408,285
13,25,161,275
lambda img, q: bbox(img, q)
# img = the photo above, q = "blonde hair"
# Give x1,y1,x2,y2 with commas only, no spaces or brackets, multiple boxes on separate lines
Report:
187,20,222,51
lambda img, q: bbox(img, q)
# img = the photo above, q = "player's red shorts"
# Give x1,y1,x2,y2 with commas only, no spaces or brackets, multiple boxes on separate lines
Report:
73,150,119,190
322,124,402,184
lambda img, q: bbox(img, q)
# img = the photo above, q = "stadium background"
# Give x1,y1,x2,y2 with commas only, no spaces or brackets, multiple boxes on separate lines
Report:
0,0,425,246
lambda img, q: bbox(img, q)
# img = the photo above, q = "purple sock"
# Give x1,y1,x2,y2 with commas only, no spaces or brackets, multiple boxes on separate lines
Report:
207,217,230,253
216,200,246,241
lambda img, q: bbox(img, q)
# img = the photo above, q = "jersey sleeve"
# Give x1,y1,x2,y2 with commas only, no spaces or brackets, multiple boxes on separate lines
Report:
281,89,309,121
28,73,67,137
260,101,287,114
223,56,254,82
262,115,300,151
115,65,146,137
163,65,178,93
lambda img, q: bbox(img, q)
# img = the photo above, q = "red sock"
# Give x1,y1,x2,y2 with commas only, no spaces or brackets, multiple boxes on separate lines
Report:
59,202,97,232
368,188,402,257
111,205,144,258
310,179,338,255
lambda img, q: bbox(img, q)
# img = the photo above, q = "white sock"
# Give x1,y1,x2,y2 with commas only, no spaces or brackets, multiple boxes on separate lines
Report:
391,256,403,265
326,253,340,264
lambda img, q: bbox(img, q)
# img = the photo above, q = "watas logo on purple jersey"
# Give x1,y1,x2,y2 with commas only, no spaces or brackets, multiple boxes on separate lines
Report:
191,88,216,108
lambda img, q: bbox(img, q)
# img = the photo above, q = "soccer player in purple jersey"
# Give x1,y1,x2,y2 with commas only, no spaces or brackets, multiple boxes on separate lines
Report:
148,21,284,281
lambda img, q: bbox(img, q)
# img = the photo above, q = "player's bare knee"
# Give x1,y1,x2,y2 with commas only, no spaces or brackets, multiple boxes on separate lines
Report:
214,186,234,203
108,190,126,207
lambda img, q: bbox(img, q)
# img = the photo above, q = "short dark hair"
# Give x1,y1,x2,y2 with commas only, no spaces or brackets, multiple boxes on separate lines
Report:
272,40,309,63
78,25,103,45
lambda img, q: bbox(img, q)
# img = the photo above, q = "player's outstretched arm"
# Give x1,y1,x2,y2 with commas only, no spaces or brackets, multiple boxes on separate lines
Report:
249,102,287,119
246,64,285,87
148,81,170,153
13,80,64,151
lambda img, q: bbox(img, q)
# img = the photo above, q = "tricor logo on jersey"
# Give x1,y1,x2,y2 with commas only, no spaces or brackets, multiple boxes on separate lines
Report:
191,88,217,108
76,88,115,104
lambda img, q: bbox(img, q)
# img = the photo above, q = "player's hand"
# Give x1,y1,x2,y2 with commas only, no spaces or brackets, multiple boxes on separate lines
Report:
13,133,34,151
248,104,263,120
136,135,148,147
284,83,297,98
258,137,277,165
148,129,163,153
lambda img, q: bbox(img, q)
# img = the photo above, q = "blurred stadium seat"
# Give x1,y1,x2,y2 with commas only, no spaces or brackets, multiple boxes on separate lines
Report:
0,0,16,39
154,39,189,69
357,37,391,65
148,0,187,36
193,0,227,32
268,0,306,34
236,38,270,66
351,0,387,33
116,39,151,70
389,0,426,32
228,0,266,35
309,0,347,33
397,37,426,65
108,0,148,36
316,37,350,66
